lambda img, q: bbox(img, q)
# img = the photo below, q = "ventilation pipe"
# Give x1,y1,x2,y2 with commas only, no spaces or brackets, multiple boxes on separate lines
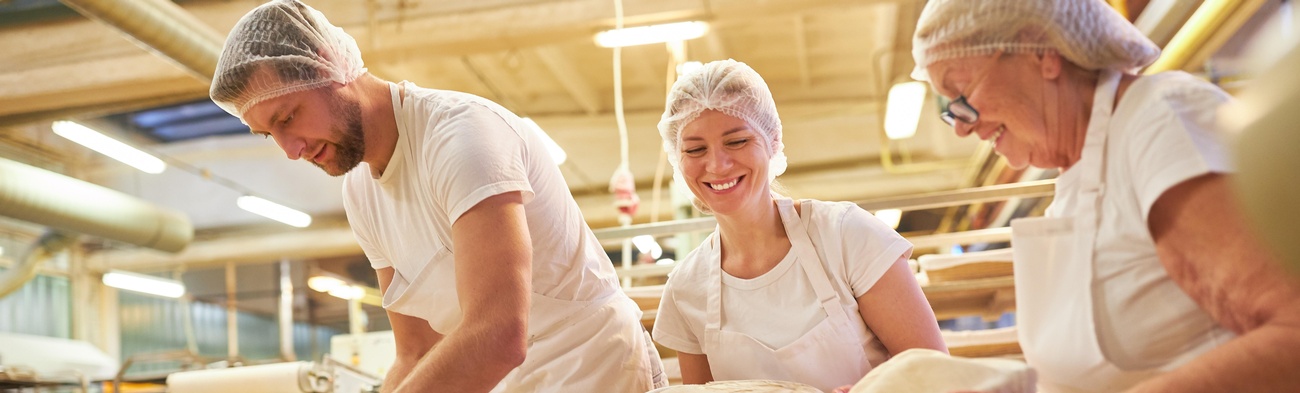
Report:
59,0,225,81
0,157,192,297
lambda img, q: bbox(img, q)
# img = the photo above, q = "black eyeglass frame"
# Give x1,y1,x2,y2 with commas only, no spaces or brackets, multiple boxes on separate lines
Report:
940,96,979,126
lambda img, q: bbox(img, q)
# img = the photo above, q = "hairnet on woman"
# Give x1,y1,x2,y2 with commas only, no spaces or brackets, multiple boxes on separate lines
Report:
650,59,947,393
912,0,1300,392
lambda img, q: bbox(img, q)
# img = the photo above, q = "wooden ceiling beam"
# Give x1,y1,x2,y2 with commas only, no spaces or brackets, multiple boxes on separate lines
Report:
535,46,603,116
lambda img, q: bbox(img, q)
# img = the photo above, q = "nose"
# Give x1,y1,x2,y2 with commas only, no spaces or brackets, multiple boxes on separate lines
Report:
705,148,732,174
271,132,307,160
953,121,976,138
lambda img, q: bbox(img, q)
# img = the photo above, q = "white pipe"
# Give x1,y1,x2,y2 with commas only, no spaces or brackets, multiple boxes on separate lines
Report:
0,157,193,253
59,0,224,81
87,226,359,273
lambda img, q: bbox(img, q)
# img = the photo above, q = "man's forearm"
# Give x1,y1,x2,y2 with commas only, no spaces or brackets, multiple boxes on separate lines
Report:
1128,321,1300,392
392,321,527,392
380,358,417,393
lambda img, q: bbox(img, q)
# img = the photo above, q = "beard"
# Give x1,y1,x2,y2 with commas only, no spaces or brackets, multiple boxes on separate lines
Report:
316,93,366,177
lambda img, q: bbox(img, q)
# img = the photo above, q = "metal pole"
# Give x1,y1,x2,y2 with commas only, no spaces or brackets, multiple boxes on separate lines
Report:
278,259,295,361
226,262,238,362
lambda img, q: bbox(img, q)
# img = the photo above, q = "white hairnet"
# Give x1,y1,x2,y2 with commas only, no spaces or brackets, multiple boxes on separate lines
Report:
658,59,787,181
911,0,1160,81
210,0,366,119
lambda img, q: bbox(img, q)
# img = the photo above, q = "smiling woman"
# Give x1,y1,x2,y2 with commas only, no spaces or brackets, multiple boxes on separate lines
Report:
650,60,947,393
908,0,1300,392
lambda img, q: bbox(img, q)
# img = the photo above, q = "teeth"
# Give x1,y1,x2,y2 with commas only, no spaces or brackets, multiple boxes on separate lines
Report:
991,127,1005,145
709,178,738,191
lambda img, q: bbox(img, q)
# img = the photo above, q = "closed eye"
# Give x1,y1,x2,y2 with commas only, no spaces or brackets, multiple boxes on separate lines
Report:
726,138,749,148
683,146,705,157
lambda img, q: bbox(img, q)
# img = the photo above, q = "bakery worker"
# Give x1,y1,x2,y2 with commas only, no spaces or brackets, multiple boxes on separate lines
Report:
651,60,947,393
209,1,666,391
911,0,1300,391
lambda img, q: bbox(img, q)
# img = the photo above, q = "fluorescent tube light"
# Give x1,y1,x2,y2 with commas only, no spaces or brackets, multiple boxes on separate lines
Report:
327,285,365,300
520,118,567,165
237,196,312,228
52,121,166,174
102,270,185,298
595,21,709,48
307,275,346,293
632,235,663,259
884,82,927,140
875,209,902,229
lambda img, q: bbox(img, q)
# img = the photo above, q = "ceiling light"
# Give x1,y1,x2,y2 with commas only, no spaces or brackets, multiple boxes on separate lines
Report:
521,118,567,165
595,21,709,48
237,196,312,228
102,270,185,298
875,209,902,229
884,82,927,140
307,275,346,293
52,121,166,174
632,235,663,259
327,285,365,300
677,61,704,76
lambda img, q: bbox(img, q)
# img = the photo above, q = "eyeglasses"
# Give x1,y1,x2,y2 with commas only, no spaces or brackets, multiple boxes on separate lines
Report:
939,50,1002,127
941,96,978,126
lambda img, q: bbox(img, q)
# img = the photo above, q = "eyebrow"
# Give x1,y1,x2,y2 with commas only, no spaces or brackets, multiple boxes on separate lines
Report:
681,126,751,141
249,104,289,135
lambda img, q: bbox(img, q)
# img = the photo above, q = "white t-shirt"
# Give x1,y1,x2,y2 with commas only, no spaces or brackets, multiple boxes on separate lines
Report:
1048,71,1236,370
653,200,912,354
343,82,619,333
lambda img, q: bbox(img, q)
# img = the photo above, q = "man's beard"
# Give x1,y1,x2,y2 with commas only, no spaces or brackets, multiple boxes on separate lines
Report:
316,94,366,177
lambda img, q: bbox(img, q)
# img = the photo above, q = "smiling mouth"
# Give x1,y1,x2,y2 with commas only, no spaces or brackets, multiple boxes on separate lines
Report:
989,126,1005,146
311,145,326,163
706,176,743,191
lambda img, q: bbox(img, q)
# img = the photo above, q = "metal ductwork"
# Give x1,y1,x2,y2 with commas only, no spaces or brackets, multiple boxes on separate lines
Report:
0,157,193,253
59,0,225,81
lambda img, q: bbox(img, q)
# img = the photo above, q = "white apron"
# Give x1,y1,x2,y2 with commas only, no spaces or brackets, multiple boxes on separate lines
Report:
379,81,665,393
1010,71,1159,392
701,199,877,393
387,269,664,392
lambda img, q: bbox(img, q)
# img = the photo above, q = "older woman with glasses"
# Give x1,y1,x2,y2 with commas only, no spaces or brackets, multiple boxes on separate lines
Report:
913,0,1300,392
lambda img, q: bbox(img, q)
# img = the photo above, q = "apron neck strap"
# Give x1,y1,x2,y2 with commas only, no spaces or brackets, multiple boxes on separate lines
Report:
1078,70,1123,190
703,200,852,331
775,199,850,322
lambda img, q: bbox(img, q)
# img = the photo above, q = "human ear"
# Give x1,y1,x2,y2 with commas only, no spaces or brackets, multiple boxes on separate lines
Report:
1038,49,1062,80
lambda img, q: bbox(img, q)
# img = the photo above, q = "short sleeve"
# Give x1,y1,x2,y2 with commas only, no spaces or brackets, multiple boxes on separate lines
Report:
652,272,704,354
357,233,391,269
1121,76,1233,223
425,103,536,224
840,205,913,298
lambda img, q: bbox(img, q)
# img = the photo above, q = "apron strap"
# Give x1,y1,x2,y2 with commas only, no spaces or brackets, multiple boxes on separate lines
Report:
704,230,724,331
1078,71,1123,192
776,199,851,323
